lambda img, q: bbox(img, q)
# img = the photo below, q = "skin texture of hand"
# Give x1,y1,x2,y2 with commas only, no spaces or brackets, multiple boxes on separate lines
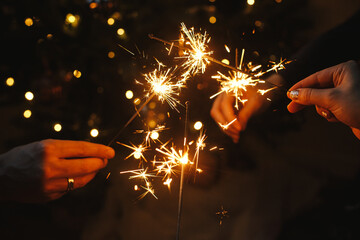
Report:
0,139,115,203
211,74,284,143
287,60,360,140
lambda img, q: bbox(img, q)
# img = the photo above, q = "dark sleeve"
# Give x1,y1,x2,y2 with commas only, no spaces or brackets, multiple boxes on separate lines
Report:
279,9,360,87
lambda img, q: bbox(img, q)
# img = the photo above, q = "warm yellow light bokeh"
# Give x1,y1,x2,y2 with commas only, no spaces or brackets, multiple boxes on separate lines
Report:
25,91,34,101
194,121,203,130
134,98,141,105
25,18,33,27
6,77,15,86
247,0,255,5
107,18,115,26
209,16,216,24
125,90,134,99
54,123,62,132
117,28,125,36
23,110,32,118
150,131,159,140
90,128,99,137
73,69,82,78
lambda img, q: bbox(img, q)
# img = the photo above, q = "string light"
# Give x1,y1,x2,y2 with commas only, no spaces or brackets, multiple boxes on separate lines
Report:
25,91,34,101
6,77,14,87
54,123,62,132
90,128,99,137
23,110,32,118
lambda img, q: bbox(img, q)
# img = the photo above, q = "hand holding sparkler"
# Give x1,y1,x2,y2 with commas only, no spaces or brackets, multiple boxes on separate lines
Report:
287,60,360,140
211,74,285,143
0,139,115,203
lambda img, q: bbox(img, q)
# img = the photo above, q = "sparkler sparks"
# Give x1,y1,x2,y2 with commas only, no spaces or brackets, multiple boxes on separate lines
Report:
143,66,185,111
216,206,229,226
218,118,237,130
179,23,213,76
118,142,148,162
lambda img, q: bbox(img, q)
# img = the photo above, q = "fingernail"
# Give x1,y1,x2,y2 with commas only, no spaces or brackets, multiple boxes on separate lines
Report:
321,111,329,118
288,90,299,100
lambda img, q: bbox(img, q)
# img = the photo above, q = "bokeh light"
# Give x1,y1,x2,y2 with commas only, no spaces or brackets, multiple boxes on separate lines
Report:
117,28,125,36
25,18,33,27
194,121,203,130
134,98,141,105
209,16,217,24
247,0,255,6
23,110,32,118
108,51,115,59
148,120,156,128
6,77,14,86
54,123,62,132
150,131,159,140
25,91,34,101
73,69,82,78
107,18,115,26
125,90,134,99
90,128,99,137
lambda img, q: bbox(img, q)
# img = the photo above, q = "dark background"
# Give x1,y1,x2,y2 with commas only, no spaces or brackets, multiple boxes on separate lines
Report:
1,0,360,239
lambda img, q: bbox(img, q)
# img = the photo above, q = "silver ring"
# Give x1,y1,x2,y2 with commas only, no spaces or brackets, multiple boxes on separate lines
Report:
67,178,75,191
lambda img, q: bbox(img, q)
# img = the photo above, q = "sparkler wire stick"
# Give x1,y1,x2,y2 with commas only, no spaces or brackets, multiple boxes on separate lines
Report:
107,92,156,146
176,101,189,240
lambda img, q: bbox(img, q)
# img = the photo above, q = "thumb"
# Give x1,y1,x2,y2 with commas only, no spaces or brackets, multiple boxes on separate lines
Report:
287,88,333,109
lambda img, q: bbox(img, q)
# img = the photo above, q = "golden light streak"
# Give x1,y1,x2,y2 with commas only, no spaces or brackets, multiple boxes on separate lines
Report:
218,118,237,130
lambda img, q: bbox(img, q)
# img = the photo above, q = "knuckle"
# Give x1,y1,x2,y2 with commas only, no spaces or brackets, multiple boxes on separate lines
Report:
40,139,56,157
302,88,312,104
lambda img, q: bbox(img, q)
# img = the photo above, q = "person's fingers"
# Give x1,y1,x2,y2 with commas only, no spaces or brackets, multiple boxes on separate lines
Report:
315,106,339,122
287,88,335,109
49,140,115,159
288,66,339,92
44,173,97,193
45,157,107,178
220,94,241,132
287,101,305,113
351,127,360,140
237,95,263,130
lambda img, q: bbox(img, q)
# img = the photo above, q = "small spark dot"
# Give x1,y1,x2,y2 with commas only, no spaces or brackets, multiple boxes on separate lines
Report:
6,77,14,86
23,110,32,118
125,90,134,99
90,128,99,137
54,123,62,132
25,91,34,101
194,121,203,130
25,18,33,27
221,59,230,65
134,185,139,191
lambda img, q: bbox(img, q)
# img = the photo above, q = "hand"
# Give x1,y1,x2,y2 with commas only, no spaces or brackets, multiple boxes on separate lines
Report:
0,139,115,203
287,60,360,139
211,74,284,143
